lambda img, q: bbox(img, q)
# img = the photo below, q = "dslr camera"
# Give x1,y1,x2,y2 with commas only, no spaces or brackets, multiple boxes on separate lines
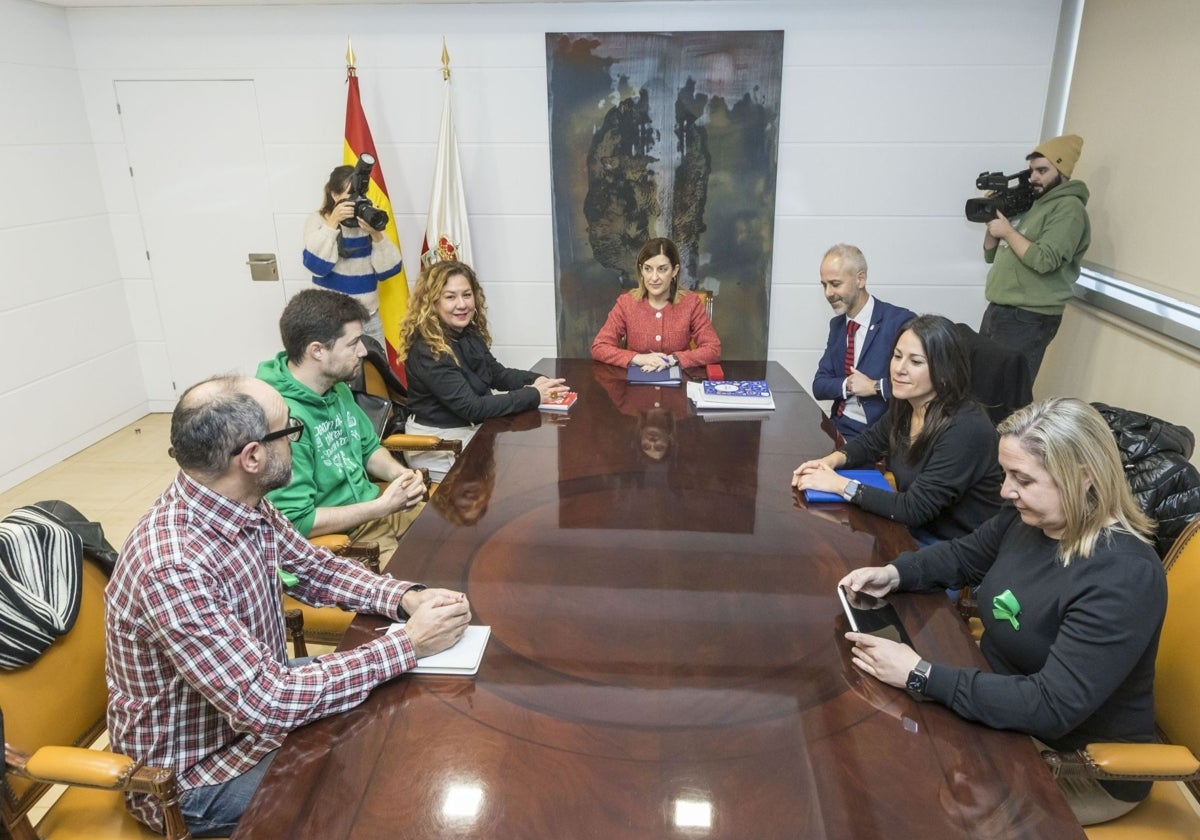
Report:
342,153,390,231
964,169,1035,223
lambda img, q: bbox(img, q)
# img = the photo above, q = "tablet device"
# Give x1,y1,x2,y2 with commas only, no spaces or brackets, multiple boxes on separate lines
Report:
837,585,912,646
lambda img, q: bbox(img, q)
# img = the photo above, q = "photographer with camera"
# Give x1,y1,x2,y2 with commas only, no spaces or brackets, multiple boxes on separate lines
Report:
977,134,1090,381
303,157,402,346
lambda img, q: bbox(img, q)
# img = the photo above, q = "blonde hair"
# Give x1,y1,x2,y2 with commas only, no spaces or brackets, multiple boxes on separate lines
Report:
399,261,492,364
997,398,1154,564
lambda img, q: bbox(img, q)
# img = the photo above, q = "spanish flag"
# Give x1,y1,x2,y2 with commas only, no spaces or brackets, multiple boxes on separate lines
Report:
344,42,409,379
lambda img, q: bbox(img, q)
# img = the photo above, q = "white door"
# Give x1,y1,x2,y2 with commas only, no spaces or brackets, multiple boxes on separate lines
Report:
116,80,285,397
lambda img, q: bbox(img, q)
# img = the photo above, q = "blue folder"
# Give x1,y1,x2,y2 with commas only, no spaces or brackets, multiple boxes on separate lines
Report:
803,469,894,503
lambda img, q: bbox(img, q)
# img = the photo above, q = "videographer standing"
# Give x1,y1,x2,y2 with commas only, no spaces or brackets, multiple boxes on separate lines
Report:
980,134,1089,381
303,164,403,346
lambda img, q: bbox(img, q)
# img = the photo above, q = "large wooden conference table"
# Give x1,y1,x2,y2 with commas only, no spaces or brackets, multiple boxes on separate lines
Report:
235,359,1084,840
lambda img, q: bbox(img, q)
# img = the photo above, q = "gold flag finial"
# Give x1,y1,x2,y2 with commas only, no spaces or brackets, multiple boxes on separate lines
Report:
346,36,357,76
441,38,451,82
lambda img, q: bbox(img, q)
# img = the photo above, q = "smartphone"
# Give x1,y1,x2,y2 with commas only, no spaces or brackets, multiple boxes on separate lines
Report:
837,585,912,646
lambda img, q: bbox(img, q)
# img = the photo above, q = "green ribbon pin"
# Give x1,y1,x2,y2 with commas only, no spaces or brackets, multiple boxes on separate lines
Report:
992,589,1021,630
277,569,299,588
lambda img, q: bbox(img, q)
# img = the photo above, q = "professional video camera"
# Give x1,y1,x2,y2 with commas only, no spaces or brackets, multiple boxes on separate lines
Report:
964,169,1035,223
342,153,390,231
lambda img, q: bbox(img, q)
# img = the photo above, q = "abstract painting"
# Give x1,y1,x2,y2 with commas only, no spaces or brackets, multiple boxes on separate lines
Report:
546,31,784,359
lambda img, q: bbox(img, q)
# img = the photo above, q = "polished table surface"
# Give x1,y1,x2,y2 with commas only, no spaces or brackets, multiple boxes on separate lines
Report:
235,359,1085,839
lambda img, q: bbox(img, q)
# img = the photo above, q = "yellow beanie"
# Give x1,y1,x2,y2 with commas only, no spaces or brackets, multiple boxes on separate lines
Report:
1030,134,1083,178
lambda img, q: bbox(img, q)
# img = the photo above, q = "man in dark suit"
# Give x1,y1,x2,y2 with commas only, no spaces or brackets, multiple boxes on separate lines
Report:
812,244,916,442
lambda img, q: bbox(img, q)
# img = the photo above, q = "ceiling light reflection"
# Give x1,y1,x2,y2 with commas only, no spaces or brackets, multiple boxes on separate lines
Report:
442,783,484,821
674,797,713,830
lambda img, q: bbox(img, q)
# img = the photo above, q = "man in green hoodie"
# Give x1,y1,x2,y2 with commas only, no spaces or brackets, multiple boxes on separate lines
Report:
257,289,426,562
980,133,1090,381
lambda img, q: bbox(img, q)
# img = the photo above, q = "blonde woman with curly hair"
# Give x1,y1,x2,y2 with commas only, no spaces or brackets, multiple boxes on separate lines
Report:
400,261,566,480
839,398,1163,826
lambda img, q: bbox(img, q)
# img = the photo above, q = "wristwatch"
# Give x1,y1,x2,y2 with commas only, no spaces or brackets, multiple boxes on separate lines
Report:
842,479,861,502
873,379,884,396
399,584,428,619
906,659,932,699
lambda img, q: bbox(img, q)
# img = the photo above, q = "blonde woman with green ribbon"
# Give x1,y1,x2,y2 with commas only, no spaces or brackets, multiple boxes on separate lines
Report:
838,398,1163,827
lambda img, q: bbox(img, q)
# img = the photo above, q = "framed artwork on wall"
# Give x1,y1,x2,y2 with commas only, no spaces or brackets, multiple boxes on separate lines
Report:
546,31,784,360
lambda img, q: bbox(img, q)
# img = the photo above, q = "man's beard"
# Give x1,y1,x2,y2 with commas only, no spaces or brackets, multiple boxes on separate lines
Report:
1032,173,1061,196
260,446,293,493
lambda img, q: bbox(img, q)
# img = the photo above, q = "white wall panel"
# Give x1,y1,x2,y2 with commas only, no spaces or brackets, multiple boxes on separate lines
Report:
0,0,75,67
771,217,986,289
469,215,555,286
455,68,551,145
780,67,1048,144
0,346,145,483
0,145,107,227
0,216,119,306
0,0,144,492
0,286,135,393
486,281,558,348
775,142,1044,218
0,65,93,145
460,144,552,216
122,278,164,342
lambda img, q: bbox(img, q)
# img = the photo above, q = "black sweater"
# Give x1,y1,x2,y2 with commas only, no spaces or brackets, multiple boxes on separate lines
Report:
404,326,539,429
841,402,1003,540
893,508,1166,801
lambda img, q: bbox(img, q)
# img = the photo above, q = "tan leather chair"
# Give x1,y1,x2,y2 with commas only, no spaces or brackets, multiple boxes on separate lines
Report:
1,554,191,840
282,534,381,656
1040,515,1200,838
692,288,714,322
355,334,462,494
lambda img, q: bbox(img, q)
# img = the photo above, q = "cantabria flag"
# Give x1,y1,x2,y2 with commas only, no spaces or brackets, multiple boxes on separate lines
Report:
422,41,473,269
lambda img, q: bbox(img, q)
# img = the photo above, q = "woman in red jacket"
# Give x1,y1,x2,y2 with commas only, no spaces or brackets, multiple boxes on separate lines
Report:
590,238,721,371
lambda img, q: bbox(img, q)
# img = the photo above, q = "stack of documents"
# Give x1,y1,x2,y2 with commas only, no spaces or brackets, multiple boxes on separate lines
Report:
687,380,775,410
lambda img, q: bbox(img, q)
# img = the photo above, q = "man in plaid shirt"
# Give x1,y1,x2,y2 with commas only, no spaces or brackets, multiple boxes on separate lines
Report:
105,375,470,836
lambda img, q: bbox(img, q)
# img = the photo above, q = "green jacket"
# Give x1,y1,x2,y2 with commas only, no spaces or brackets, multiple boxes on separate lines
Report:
983,178,1090,315
256,352,381,535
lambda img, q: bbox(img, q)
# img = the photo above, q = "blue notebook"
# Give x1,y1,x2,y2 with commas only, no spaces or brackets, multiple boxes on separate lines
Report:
627,364,682,386
803,469,894,503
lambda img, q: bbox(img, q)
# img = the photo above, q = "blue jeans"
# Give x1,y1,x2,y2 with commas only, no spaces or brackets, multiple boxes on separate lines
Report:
179,750,277,837
979,303,1062,382
178,658,308,835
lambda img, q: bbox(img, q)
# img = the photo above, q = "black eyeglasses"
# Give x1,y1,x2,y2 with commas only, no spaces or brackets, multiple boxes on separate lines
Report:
230,418,304,456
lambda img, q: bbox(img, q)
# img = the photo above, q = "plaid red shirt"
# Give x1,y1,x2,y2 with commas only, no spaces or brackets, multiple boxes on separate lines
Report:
105,471,420,832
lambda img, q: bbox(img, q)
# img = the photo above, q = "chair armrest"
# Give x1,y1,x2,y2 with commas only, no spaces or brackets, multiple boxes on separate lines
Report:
382,434,463,455
1041,742,1200,781
9,744,192,839
310,533,351,553
284,607,308,658
308,534,380,573
338,540,381,573
23,745,136,788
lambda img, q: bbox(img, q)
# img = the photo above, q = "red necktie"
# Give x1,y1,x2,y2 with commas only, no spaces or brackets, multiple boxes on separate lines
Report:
836,320,860,417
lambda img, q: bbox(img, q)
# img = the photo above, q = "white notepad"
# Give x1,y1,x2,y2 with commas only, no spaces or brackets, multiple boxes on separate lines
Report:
388,624,491,676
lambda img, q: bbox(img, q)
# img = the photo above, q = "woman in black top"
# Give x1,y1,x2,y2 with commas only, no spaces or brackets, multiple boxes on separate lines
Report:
839,398,1164,825
399,260,566,480
792,313,1003,542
